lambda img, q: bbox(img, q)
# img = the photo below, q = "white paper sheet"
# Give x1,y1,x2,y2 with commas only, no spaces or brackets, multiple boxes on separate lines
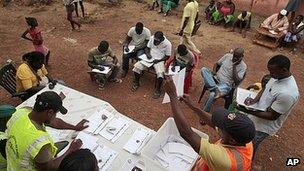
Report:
93,145,118,171
139,54,154,67
123,128,152,154
123,45,136,54
84,109,114,134
92,67,111,75
269,30,278,35
99,117,131,143
166,66,180,76
236,88,265,111
76,132,99,151
46,127,71,142
168,142,197,162
162,68,186,104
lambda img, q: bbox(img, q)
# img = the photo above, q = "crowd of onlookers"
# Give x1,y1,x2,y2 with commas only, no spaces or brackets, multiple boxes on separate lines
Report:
0,0,302,170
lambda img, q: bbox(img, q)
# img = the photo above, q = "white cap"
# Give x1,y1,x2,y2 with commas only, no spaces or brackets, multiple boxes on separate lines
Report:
280,9,287,16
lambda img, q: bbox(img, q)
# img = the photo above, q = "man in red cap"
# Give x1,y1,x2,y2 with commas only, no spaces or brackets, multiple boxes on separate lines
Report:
6,91,89,171
164,77,255,171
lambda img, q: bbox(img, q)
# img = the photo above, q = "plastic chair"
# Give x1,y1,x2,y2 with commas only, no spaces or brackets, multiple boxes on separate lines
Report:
0,60,28,101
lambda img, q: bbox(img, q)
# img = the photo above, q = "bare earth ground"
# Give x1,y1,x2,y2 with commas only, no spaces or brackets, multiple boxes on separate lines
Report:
0,1,303,170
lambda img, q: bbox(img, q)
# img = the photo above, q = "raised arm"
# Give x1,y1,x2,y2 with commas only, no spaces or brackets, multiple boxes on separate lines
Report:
164,78,201,152
48,118,88,131
21,30,33,42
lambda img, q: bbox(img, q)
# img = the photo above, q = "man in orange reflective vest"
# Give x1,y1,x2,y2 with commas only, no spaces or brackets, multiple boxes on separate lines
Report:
164,77,255,171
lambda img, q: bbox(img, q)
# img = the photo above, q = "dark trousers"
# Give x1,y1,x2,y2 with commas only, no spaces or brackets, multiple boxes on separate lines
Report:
252,131,269,158
122,49,145,72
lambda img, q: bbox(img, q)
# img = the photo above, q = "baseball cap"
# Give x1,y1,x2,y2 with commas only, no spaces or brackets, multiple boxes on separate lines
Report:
280,9,287,16
212,107,255,144
34,91,68,114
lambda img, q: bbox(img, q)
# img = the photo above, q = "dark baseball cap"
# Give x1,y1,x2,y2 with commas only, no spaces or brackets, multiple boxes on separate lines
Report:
212,107,255,144
34,91,68,114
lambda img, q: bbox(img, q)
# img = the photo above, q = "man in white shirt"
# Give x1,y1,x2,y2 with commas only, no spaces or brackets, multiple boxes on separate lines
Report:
131,31,172,99
238,55,299,157
122,22,151,77
201,48,247,112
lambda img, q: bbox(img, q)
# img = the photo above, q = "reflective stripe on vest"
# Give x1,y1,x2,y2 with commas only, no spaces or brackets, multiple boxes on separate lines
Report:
230,148,244,171
20,135,49,169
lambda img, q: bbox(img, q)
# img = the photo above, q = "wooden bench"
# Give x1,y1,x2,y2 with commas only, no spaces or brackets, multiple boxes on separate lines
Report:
253,27,284,49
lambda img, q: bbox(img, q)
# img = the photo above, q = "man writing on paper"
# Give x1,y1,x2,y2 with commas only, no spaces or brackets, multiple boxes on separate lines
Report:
260,9,289,35
200,48,247,112
122,22,151,78
88,41,122,88
237,55,299,157
164,78,255,171
132,31,172,99
6,91,89,171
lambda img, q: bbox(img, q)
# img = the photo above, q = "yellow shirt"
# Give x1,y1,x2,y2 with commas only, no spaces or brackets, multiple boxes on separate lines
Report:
237,12,251,21
16,63,48,92
181,1,199,35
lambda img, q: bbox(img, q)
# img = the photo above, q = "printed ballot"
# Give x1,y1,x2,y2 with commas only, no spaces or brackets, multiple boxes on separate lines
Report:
236,87,266,111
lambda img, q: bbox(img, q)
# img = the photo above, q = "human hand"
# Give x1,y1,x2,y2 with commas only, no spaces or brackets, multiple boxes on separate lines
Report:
147,54,152,59
164,76,177,97
68,139,83,152
124,46,130,53
74,119,89,131
153,59,160,64
244,97,256,106
171,66,175,72
98,66,105,71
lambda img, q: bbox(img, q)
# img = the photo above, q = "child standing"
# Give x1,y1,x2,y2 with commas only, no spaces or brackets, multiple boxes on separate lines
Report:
21,17,50,66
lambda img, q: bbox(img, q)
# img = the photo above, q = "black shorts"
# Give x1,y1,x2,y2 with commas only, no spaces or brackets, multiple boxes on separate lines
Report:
235,19,248,29
65,4,75,13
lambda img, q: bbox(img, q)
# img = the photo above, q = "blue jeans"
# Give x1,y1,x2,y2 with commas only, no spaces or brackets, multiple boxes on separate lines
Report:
201,67,231,112
252,131,269,158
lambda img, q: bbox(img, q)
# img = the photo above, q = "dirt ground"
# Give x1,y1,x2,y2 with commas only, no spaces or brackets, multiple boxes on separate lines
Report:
0,0,303,170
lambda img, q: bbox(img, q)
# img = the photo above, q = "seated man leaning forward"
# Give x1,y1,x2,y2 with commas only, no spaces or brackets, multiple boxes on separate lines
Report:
6,91,88,171
260,9,289,35
201,48,247,112
88,41,122,88
132,31,172,99
164,78,255,171
122,22,151,78
16,51,52,100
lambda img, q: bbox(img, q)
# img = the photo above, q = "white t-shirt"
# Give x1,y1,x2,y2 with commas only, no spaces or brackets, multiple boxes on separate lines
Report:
248,76,299,135
147,36,172,60
215,53,247,87
127,27,151,47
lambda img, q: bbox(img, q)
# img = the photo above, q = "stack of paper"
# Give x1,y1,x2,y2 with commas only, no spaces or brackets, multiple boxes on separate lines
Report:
93,145,118,171
154,141,197,170
99,117,131,143
76,132,99,151
84,109,114,135
236,88,265,111
123,45,136,54
166,66,180,76
92,67,111,75
162,68,186,104
139,54,154,67
123,128,153,155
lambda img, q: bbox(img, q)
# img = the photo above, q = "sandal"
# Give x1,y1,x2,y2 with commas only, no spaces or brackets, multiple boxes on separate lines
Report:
131,84,139,92
153,90,161,99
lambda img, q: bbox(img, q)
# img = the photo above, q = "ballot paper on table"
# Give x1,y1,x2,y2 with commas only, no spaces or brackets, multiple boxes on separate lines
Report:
76,131,99,151
99,117,131,143
138,54,154,68
154,139,197,171
93,145,118,171
236,87,266,111
84,109,114,135
92,67,111,75
162,68,186,104
166,66,180,76
269,30,278,35
46,127,71,142
123,128,153,155
123,45,136,54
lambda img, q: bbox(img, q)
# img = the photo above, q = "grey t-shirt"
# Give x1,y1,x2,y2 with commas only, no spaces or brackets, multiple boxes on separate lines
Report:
175,50,195,69
215,53,247,87
248,76,299,135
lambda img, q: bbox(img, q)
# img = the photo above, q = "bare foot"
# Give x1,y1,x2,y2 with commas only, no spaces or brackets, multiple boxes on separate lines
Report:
214,90,224,99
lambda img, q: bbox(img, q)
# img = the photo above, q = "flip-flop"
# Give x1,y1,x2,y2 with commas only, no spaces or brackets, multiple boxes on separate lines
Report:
131,84,139,92
153,91,161,99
